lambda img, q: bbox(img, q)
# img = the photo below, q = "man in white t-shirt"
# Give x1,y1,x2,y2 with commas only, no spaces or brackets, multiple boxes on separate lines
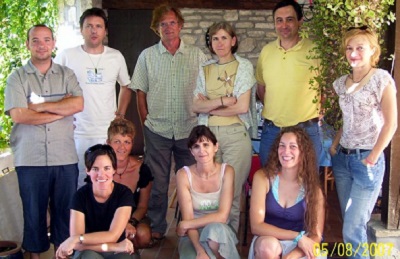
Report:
54,8,131,188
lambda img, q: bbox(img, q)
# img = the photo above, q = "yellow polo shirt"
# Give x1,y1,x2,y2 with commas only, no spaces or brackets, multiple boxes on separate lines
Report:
255,38,320,127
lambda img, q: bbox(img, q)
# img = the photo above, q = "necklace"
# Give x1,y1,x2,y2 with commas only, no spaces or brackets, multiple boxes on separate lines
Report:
86,52,103,74
349,67,372,83
194,164,218,179
346,67,373,94
116,161,129,179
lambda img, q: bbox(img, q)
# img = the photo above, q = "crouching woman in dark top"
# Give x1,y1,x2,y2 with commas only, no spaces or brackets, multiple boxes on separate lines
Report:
56,144,139,259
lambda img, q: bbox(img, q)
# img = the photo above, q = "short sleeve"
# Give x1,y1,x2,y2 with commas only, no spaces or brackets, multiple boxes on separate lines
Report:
137,163,154,189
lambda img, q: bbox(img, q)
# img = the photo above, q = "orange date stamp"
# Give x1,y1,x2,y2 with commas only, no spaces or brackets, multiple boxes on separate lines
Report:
313,242,394,257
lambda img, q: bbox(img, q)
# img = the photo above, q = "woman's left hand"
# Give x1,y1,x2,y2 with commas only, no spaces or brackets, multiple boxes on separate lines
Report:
197,93,209,101
55,236,76,259
125,223,137,240
176,221,188,236
297,235,317,259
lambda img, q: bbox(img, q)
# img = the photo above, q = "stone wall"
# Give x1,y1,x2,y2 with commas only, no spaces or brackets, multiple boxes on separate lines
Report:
57,0,276,65
181,9,275,65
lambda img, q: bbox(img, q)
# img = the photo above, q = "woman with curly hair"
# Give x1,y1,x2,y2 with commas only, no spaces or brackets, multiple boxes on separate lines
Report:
249,127,325,259
107,118,154,249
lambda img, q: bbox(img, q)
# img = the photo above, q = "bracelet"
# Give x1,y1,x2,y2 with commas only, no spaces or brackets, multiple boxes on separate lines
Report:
79,234,84,244
129,218,139,227
293,231,305,244
365,158,375,166
115,112,125,117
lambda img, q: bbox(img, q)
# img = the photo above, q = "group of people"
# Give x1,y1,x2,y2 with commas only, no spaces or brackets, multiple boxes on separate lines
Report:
4,0,397,258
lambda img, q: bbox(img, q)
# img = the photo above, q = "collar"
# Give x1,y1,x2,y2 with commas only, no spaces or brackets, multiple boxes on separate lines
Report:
24,59,59,75
275,37,305,51
158,40,186,55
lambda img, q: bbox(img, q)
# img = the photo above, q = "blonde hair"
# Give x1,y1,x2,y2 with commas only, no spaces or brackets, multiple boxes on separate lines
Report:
341,27,381,67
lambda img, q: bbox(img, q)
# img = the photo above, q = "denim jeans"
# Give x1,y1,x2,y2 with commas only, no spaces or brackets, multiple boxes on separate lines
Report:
332,149,385,259
258,121,322,167
16,164,78,253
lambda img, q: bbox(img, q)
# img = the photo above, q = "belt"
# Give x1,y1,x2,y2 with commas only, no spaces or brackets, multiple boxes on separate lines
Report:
264,117,319,128
339,147,370,155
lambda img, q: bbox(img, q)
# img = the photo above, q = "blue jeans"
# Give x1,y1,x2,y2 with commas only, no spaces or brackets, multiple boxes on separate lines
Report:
16,164,78,253
332,149,384,259
143,126,195,235
259,121,322,167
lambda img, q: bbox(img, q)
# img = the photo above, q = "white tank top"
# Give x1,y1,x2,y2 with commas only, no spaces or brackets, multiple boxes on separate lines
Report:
183,163,226,219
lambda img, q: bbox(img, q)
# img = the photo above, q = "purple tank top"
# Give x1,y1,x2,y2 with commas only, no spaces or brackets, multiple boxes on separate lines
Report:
264,182,306,232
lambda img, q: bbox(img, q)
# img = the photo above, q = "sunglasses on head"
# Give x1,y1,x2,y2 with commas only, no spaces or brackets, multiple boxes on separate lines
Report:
347,25,368,31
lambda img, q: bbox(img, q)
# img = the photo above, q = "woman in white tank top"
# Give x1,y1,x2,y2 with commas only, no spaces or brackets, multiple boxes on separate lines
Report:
176,125,240,259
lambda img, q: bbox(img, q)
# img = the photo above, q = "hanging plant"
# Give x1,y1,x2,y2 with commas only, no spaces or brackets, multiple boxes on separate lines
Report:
301,0,395,129
0,0,59,148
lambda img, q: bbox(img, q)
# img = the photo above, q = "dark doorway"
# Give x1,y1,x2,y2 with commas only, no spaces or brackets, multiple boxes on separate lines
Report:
108,9,159,155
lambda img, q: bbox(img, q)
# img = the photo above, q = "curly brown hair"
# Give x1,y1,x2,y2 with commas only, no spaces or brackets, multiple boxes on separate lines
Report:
263,126,322,235
107,118,136,141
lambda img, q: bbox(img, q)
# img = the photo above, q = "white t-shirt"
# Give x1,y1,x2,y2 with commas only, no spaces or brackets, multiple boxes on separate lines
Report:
54,46,131,138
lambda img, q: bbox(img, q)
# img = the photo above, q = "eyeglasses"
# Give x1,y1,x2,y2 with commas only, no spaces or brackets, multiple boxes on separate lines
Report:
347,25,369,31
159,21,178,28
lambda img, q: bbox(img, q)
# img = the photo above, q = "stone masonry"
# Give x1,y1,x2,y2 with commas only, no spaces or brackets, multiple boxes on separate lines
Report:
57,0,277,66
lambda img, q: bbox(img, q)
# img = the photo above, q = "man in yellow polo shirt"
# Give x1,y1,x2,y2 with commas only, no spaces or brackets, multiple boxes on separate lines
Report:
256,0,322,166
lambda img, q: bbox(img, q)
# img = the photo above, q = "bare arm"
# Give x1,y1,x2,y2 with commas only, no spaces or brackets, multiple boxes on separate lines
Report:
116,86,132,118
132,181,152,221
28,95,83,116
179,165,234,230
9,107,64,125
285,188,325,259
366,82,397,164
176,168,206,256
136,90,148,125
210,90,251,116
56,206,132,257
256,83,265,104
329,128,343,156
250,170,299,239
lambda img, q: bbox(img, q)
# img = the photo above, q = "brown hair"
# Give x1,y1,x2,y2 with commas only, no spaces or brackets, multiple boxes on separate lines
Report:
107,118,136,141
150,4,184,36
207,21,238,54
341,27,381,67
187,125,217,149
263,126,323,235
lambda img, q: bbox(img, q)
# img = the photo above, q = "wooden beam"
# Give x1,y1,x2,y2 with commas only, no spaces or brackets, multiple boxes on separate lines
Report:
102,0,280,10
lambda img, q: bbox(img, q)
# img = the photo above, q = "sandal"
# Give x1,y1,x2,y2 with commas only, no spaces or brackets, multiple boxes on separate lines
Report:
147,234,166,248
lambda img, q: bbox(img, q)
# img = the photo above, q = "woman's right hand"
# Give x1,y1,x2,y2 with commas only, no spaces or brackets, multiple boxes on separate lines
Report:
115,238,134,254
196,249,210,259
222,96,237,107
55,236,75,259
329,145,337,156
297,235,317,259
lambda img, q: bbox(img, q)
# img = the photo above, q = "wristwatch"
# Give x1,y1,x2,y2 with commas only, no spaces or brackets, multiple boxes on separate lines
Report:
79,234,84,244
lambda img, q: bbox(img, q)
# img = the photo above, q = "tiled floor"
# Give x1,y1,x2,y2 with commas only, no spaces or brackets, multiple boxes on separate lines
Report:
24,173,346,259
